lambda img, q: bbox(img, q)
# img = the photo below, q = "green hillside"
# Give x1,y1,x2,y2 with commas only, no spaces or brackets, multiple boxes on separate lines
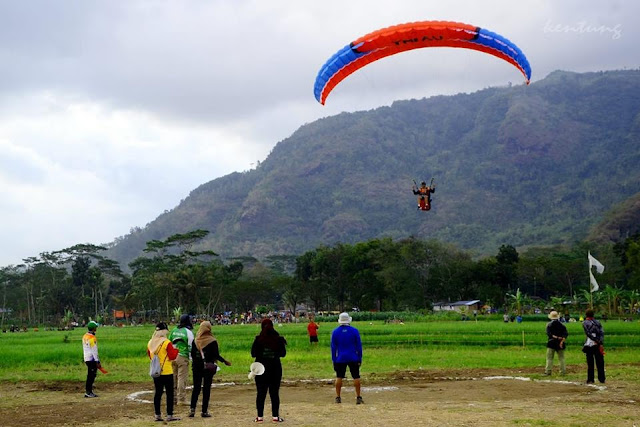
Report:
108,69,640,266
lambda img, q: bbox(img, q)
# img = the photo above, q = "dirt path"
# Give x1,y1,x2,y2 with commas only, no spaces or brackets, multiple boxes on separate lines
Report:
1,369,638,426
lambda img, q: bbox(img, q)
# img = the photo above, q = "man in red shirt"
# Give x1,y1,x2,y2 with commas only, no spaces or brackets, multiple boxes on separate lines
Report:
307,317,319,345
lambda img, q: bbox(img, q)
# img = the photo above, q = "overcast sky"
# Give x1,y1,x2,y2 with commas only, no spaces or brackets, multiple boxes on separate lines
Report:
0,0,637,266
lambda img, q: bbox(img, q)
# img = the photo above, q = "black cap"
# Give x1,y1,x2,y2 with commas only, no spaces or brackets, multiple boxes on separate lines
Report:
179,314,193,329
155,322,168,331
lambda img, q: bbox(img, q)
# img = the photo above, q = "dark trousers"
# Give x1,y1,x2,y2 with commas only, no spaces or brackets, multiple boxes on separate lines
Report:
190,368,214,413
85,361,97,394
255,364,282,418
585,346,606,383
153,374,175,416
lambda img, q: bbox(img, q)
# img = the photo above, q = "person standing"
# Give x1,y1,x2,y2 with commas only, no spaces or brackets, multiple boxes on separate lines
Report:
583,308,606,384
189,320,232,418
307,317,319,345
251,318,287,423
544,311,568,375
82,321,101,398
169,314,194,405
331,312,363,404
147,322,180,422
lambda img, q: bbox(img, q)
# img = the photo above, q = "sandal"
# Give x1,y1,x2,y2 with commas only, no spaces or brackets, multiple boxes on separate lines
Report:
272,417,284,423
254,417,264,423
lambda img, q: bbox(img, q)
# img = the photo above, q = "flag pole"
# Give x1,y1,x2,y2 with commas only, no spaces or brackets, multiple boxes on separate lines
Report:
589,252,593,309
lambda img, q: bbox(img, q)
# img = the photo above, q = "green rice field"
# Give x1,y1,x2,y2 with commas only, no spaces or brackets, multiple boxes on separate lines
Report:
1,320,638,383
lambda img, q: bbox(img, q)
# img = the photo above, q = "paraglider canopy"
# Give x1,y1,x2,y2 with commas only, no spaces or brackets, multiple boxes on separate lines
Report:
314,20,532,104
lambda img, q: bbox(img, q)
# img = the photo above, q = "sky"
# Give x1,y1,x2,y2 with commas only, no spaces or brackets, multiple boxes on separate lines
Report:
0,0,638,266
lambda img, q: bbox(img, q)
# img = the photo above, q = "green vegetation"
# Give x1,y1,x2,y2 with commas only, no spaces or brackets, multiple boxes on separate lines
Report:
3,231,640,327
107,70,640,264
1,320,639,384
2,70,640,328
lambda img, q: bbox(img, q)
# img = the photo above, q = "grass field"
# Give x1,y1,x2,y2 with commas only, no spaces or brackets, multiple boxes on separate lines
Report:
1,319,639,384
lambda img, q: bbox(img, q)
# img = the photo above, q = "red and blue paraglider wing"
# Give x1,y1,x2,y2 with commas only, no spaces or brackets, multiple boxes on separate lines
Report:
313,21,532,105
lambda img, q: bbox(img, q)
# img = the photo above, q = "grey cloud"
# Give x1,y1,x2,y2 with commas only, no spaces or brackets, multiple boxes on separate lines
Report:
1,1,638,133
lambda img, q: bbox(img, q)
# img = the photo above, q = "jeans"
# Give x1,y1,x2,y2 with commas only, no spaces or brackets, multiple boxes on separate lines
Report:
545,347,565,375
153,374,175,416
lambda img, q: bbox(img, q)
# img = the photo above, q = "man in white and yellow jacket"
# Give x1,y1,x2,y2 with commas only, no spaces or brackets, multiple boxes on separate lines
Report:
82,321,101,398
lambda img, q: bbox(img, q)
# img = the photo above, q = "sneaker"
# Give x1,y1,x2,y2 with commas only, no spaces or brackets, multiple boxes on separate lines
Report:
335,396,341,404
84,392,98,398
166,415,181,422
201,412,212,418
154,415,163,422
272,416,284,423
254,417,264,423
188,408,196,418
356,396,364,405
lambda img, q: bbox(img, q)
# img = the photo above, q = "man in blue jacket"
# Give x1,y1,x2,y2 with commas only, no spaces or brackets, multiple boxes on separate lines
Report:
331,312,363,404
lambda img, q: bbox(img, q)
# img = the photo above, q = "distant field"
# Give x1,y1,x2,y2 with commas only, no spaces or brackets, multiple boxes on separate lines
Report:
1,320,639,383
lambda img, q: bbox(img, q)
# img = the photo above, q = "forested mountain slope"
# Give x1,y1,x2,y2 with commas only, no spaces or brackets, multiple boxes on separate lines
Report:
108,69,640,266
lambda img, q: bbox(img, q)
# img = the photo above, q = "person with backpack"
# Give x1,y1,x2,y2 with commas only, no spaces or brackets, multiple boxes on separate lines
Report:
582,308,606,384
189,320,232,418
169,314,194,406
147,322,180,422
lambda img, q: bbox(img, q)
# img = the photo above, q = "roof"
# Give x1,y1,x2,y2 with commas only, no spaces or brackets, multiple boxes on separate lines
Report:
433,300,481,307
451,300,481,306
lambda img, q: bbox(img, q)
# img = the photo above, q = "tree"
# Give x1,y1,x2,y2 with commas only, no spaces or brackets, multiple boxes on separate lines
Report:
397,238,444,309
0,266,21,329
506,288,524,315
602,285,622,316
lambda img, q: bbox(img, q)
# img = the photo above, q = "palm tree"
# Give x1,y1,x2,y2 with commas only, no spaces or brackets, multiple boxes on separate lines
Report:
621,290,640,316
172,306,183,323
506,288,523,315
112,291,138,325
602,285,622,316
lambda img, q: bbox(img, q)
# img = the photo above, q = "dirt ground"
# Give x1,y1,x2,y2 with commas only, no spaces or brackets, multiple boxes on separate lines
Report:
1,368,639,426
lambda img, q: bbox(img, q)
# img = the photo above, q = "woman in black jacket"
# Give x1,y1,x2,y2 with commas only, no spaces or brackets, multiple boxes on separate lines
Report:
189,320,231,418
251,318,287,423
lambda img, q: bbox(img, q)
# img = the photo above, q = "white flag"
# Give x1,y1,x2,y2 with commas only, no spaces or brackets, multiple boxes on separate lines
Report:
588,251,605,292
589,270,599,292
588,252,605,274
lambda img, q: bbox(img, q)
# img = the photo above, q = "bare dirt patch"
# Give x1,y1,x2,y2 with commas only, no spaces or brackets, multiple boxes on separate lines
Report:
1,369,639,426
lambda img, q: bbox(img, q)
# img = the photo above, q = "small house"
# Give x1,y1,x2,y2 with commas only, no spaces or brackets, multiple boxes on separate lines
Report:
432,300,482,312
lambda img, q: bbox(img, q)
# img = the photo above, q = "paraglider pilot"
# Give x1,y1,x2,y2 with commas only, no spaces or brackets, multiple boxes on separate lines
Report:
413,179,435,211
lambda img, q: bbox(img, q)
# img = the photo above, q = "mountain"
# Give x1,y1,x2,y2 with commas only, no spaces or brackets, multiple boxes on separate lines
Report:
107,69,640,267
586,191,640,244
